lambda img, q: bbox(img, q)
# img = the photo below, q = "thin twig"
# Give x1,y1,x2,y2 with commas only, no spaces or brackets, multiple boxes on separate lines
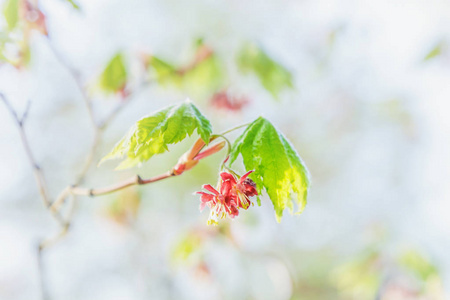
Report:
50,171,175,213
46,39,97,128
44,37,148,222
37,245,50,300
73,171,175,196
39,224,71,250
0,93,66,226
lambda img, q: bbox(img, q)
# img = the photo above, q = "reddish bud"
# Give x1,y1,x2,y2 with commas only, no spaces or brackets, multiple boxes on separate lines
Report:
172,139,225,175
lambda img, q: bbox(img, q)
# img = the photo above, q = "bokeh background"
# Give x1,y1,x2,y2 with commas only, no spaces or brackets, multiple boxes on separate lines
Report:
1,0,450,299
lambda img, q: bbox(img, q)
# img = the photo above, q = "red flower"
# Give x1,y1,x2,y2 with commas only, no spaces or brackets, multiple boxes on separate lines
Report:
197,170,258,225
220,170,258,209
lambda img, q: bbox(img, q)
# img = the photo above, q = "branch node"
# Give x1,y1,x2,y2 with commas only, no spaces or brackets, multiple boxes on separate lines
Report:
89,189,94,197
136,175,143,184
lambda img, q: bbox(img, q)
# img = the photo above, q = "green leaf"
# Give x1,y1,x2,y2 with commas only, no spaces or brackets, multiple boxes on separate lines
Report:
65,0,80,10
237,43,293,99
3,0,19,31
100,101,212,169
149,56,182,87
148,53,224,94
183,55,223,93
399,250,438,281
99,53,127,93
230,117,310,221
171,232,203,265
424,41,445,61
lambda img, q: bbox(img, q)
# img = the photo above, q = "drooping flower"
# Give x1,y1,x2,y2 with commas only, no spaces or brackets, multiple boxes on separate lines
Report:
220,170,258,209
197,183,238,226
197,170,258,225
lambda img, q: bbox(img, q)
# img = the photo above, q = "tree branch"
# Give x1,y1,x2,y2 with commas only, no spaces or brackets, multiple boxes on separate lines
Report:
72,171,175,197
51,171,176,215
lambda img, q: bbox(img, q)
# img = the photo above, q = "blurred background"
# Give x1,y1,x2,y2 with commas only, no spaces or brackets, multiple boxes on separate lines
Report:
1,0,450,299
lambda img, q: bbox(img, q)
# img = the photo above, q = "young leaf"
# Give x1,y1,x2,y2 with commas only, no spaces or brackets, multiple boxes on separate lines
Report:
65,0,80,10
149,55,223,92
399,250,438,281
171,232,203,265
99,53,127,94
148,41,224,95
237,43,293,99
149,56,182,87
424,41,445,61
101,101,212,169
3,0,19,31
230,117,310,221
183,55,223,94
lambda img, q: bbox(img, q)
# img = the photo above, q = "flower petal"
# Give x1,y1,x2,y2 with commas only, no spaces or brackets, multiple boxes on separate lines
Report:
199,201,207,211
197,192,214,203
202,184,219,195
238,170,255,183
220,172,236,184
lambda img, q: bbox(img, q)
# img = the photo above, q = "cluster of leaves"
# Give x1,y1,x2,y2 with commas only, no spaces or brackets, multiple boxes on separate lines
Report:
101,100,310,222
1,1,304,224
95,39,294,104
1,1,306,223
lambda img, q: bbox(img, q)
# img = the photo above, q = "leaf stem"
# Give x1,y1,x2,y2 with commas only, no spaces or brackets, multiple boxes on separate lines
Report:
211,134,233,170
219,122,251,136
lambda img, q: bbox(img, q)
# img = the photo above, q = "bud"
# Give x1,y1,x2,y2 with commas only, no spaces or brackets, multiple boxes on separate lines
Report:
172,139,225,175
193,141,225,160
